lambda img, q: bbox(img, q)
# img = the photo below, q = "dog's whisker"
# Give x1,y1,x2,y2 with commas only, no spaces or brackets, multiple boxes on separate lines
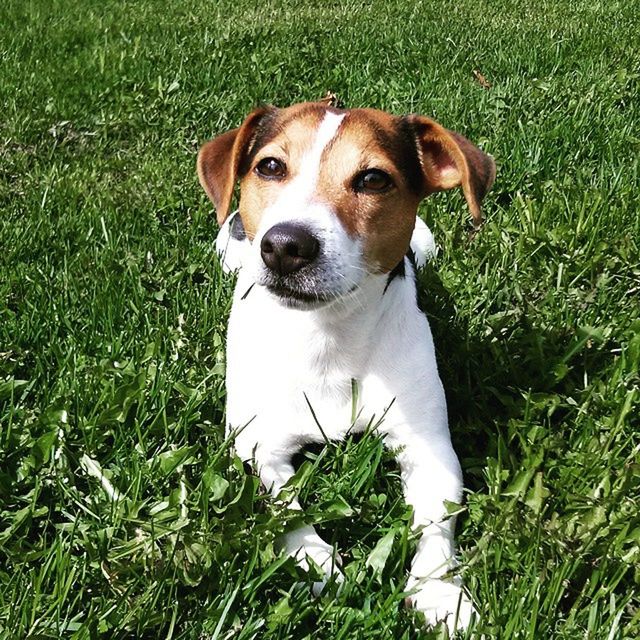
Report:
241,283,255,300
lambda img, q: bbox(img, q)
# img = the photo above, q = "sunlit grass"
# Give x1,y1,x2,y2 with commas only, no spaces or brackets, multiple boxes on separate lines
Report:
0,0,638,637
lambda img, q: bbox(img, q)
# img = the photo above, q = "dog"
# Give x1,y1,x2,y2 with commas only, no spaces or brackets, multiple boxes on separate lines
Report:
197,101,495,632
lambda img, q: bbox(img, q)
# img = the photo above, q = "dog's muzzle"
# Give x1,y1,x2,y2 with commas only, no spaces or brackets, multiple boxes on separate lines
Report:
258,222,338,308
260,223,320,276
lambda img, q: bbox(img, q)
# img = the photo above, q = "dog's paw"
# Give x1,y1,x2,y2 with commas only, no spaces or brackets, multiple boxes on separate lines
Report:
406,578,476,634
283,527,344,596
294,544,344,596
308,553,344,596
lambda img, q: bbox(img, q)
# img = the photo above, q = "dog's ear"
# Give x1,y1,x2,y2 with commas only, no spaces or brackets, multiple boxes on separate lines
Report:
409,116,496,228
197,107,271,225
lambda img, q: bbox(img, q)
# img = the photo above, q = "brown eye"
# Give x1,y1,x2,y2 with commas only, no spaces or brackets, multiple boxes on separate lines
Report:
354,169,393,193
256,157,286,179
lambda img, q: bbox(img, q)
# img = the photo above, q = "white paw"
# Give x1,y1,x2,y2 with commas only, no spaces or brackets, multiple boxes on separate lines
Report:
283,527,343,595
410,216,437,268
297,546,344,596
406,578,476,634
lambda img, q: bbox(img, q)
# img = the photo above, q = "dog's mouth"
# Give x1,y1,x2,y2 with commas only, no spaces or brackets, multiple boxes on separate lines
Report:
253,249,363,310
258,269,359,310
264,281,339,309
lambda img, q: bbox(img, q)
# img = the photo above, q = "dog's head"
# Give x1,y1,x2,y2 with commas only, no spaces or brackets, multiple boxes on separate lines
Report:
198,102,495,309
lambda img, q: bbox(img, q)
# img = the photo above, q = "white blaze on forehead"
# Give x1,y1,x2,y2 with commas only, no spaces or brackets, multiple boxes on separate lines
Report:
253,110,347,242
255,110,346,239
250,109,364,298
283,111,346,204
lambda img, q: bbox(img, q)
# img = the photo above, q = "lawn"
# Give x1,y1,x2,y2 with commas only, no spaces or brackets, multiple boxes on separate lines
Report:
1,0,639,637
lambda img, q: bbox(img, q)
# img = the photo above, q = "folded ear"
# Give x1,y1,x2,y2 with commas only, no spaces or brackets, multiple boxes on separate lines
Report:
197,107,271,225
409,116,496,228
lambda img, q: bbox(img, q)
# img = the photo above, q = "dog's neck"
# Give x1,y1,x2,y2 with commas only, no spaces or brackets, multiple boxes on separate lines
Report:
236,265,410,355
313,272,389,322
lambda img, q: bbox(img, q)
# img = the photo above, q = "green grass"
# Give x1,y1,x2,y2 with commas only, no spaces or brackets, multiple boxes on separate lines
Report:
1,0,639,637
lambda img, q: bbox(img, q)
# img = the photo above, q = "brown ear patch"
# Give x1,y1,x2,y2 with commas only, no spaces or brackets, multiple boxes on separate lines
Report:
409,116,496,227
197,106,272,225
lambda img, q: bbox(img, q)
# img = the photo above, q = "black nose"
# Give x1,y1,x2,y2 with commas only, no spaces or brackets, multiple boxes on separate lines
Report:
260,223,320,276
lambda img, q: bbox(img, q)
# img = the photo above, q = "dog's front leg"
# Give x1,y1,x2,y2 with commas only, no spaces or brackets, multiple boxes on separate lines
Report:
253,443,343,595
390,431,475,632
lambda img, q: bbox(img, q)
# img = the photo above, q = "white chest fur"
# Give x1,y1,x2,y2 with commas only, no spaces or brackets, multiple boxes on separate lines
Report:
225,261,447,459
222,255,475,630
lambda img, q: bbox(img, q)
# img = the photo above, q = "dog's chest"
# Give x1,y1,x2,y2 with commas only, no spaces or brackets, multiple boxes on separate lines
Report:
224,283,394,440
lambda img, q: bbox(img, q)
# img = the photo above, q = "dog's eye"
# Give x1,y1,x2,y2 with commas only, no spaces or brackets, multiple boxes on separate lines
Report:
256,157,286,179
354,169,394,193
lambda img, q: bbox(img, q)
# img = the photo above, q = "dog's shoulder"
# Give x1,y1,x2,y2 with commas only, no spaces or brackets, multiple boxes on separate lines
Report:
215,211,248,273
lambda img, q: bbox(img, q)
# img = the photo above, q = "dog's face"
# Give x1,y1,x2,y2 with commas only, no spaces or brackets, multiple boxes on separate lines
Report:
198,102,495,308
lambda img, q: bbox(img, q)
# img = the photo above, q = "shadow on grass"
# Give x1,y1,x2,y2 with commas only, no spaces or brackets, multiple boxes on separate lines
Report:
415,263,614,490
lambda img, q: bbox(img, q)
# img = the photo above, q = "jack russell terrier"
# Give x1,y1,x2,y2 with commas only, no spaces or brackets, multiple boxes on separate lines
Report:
197,101,495,632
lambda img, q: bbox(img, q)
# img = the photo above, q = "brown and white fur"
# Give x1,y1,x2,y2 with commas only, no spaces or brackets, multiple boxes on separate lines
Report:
197,102,495,632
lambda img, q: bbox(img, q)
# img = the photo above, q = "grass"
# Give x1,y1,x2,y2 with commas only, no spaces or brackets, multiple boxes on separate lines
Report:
1,0,639,637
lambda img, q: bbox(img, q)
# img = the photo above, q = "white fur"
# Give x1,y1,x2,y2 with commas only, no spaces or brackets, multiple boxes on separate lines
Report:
215,211,246,273
244,113,366,300
411,215,437,266
219,113,474,633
